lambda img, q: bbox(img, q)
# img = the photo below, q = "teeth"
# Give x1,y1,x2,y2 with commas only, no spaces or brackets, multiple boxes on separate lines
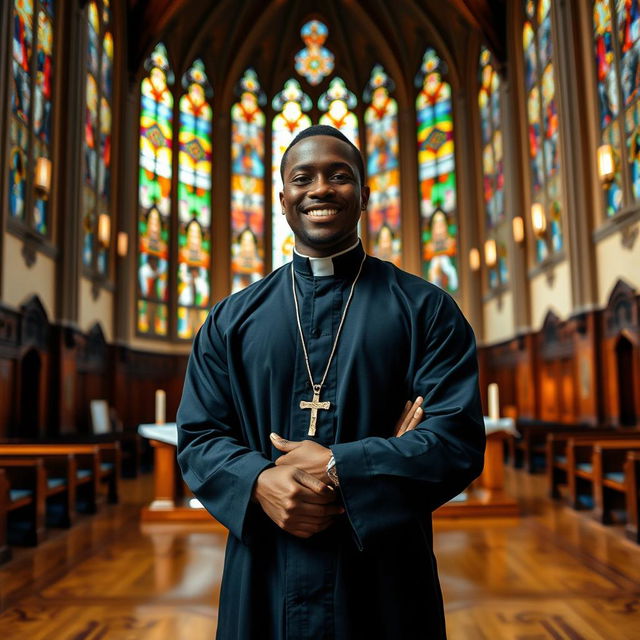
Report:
306,209,338,217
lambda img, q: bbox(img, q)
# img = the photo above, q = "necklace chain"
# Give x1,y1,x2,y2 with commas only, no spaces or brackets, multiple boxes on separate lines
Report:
291,253,367,394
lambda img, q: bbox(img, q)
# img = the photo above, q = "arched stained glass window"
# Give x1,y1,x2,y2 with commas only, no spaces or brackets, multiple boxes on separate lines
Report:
137,43,174,337
523,0,563,263
82,0,114,277
231,69,266,293
478,47,508,288
271,79,312,269
295,19,334,86
364,65,401,265
593,0,640,217
318,77,359,147
176,59,213,340
415,48,458,294
8,0,55,236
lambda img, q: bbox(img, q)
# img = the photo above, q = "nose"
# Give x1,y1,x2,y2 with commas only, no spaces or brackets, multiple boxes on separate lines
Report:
307,175,335,198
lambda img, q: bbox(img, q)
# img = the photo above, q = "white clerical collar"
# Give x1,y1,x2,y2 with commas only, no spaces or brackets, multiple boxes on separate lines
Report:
293,240,360,276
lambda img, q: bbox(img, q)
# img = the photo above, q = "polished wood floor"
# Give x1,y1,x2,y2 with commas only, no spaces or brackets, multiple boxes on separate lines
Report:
0,470,639,639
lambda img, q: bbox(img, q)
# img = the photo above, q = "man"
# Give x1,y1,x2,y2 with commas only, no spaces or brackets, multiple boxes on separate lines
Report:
177,125,485,639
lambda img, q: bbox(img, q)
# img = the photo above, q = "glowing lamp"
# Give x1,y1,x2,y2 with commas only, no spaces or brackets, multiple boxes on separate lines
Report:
117,232,128,257
469,248,481,272
597,144,615,184
531,202,547,237
34,157,52,197
512,216,525,243
484,239,497,269
98,214,111,248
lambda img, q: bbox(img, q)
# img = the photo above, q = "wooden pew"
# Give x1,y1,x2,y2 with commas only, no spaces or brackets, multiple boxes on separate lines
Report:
0,443,120,512
592,440,640,524
0,457,46,546
566,435,640,512
546,430,634,499
0,469,10,563
625,451,640,543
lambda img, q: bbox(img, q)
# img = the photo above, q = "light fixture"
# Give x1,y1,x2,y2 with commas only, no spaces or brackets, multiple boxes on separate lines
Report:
484,239,497,269
597,144,615,184
469,248,481,272
117,231,128,257
531,202,547,237
98,214,111,248
34,157,51,197
512,216,525,243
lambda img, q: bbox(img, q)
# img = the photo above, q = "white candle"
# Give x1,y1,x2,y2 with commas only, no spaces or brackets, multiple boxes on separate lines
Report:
155,389,166,425
488,383,500,421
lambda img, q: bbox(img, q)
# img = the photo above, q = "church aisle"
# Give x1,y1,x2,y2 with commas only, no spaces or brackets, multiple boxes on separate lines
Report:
0,471,638,640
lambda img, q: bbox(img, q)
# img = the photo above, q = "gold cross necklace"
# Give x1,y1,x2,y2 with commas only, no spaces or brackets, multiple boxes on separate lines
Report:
291,253,367,436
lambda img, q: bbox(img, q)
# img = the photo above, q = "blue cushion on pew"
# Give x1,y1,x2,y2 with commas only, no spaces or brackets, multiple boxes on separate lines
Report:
47,477,66,490
577,494,595,509
77,469,93,480
9,489,32,502
100,462,114,472
604,472,625,483
554,455,567,464
577,463,593,472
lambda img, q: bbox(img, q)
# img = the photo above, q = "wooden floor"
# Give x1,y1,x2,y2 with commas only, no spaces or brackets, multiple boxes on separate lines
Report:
1,470,639,639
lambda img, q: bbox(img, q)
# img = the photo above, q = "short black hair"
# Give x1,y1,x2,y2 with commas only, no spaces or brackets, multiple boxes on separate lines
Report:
280,124,365,184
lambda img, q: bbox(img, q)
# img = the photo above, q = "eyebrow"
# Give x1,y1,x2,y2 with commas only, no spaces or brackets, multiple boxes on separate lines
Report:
287,162,355,176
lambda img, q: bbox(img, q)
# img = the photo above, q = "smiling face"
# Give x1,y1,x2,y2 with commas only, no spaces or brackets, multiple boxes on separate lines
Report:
280,135,369,257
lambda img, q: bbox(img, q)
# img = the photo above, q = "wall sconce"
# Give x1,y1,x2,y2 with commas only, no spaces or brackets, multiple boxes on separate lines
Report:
484,239,497,269
469,247,481,272
34,157,52,198
531,202,547,237
512,216,525,243
98,214,111,248
597,144,615,184
117,231,128,257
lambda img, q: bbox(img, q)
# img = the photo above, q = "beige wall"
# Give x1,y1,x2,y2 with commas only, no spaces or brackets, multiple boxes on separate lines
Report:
595,223,640,305
79,278,114,341
2,234,56,318
530,260,573,329
481,291,515,345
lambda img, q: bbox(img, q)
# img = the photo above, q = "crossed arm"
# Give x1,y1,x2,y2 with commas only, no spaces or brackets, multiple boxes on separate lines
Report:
251,397,424,539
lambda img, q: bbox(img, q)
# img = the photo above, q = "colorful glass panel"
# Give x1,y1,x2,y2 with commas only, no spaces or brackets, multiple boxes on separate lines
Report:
364,65,401,265
318,77,359,147
295,20,334,86
231,69,266,293
271,79,312,269
415,48,458,294
523,0,563,262
177,59,213,340
137,43,173,336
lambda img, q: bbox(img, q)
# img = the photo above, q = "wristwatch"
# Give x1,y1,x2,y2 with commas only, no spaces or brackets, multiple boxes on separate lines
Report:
326,455,339,487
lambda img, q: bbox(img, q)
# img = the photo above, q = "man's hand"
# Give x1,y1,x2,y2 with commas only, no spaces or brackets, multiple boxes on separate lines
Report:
252,465,343,538
271,433,333,482
393,397,424,437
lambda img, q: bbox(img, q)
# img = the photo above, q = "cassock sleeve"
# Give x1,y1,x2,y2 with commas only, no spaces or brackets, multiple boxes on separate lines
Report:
330,292,485,549
176,308,274,543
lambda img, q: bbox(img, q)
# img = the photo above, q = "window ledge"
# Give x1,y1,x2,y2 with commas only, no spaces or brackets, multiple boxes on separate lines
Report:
482,283,510,305
527,249,566,282
82,268,115,300
7,218,58,266
592,206,640,244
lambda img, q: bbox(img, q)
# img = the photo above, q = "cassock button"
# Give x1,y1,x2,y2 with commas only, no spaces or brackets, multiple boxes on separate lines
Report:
311,328,320,338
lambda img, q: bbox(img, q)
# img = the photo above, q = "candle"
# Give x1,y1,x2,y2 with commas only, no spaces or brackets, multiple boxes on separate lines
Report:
488,383,500,421
155,389,166,425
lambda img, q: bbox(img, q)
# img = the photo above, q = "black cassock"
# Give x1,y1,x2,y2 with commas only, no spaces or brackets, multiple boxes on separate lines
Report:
177,242,485,640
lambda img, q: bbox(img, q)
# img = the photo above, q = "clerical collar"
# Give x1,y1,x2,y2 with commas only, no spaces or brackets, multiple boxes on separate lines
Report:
293,240,364,277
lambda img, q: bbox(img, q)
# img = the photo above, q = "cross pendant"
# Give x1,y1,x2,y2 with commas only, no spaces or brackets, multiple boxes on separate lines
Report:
299,385,331,436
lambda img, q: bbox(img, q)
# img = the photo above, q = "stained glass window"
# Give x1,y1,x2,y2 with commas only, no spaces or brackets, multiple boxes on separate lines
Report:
176,59,213,340
415,48,458,294
593,0,640,217
318,77,359,148
295,20,334,86
364,65,401,265
137,43,174,337
478,47,508,288
523,0,563,262
82,0,113,277
8,0,55,235
271,79,312,269
231,69,266,293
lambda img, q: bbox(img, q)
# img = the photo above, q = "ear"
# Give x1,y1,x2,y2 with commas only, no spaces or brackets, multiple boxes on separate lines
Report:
360,185,370,211
279,191,286,215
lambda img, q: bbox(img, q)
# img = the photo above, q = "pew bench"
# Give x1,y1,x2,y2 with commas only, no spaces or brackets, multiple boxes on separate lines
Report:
625,451,640,543
0,457,46,546
0,469,9,563
509,423,586,472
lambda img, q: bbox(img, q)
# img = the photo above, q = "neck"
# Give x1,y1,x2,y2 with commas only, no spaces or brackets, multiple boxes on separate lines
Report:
294,239,360,261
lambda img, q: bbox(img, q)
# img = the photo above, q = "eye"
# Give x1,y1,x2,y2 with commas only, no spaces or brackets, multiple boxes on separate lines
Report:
290,174,311,184
331,172,352,182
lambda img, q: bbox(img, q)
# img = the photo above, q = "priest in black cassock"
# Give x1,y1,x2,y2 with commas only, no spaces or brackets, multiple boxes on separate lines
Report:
177,125,485,640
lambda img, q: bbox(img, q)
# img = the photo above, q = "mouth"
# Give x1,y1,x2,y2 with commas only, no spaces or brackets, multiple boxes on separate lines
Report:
302,207,340,219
